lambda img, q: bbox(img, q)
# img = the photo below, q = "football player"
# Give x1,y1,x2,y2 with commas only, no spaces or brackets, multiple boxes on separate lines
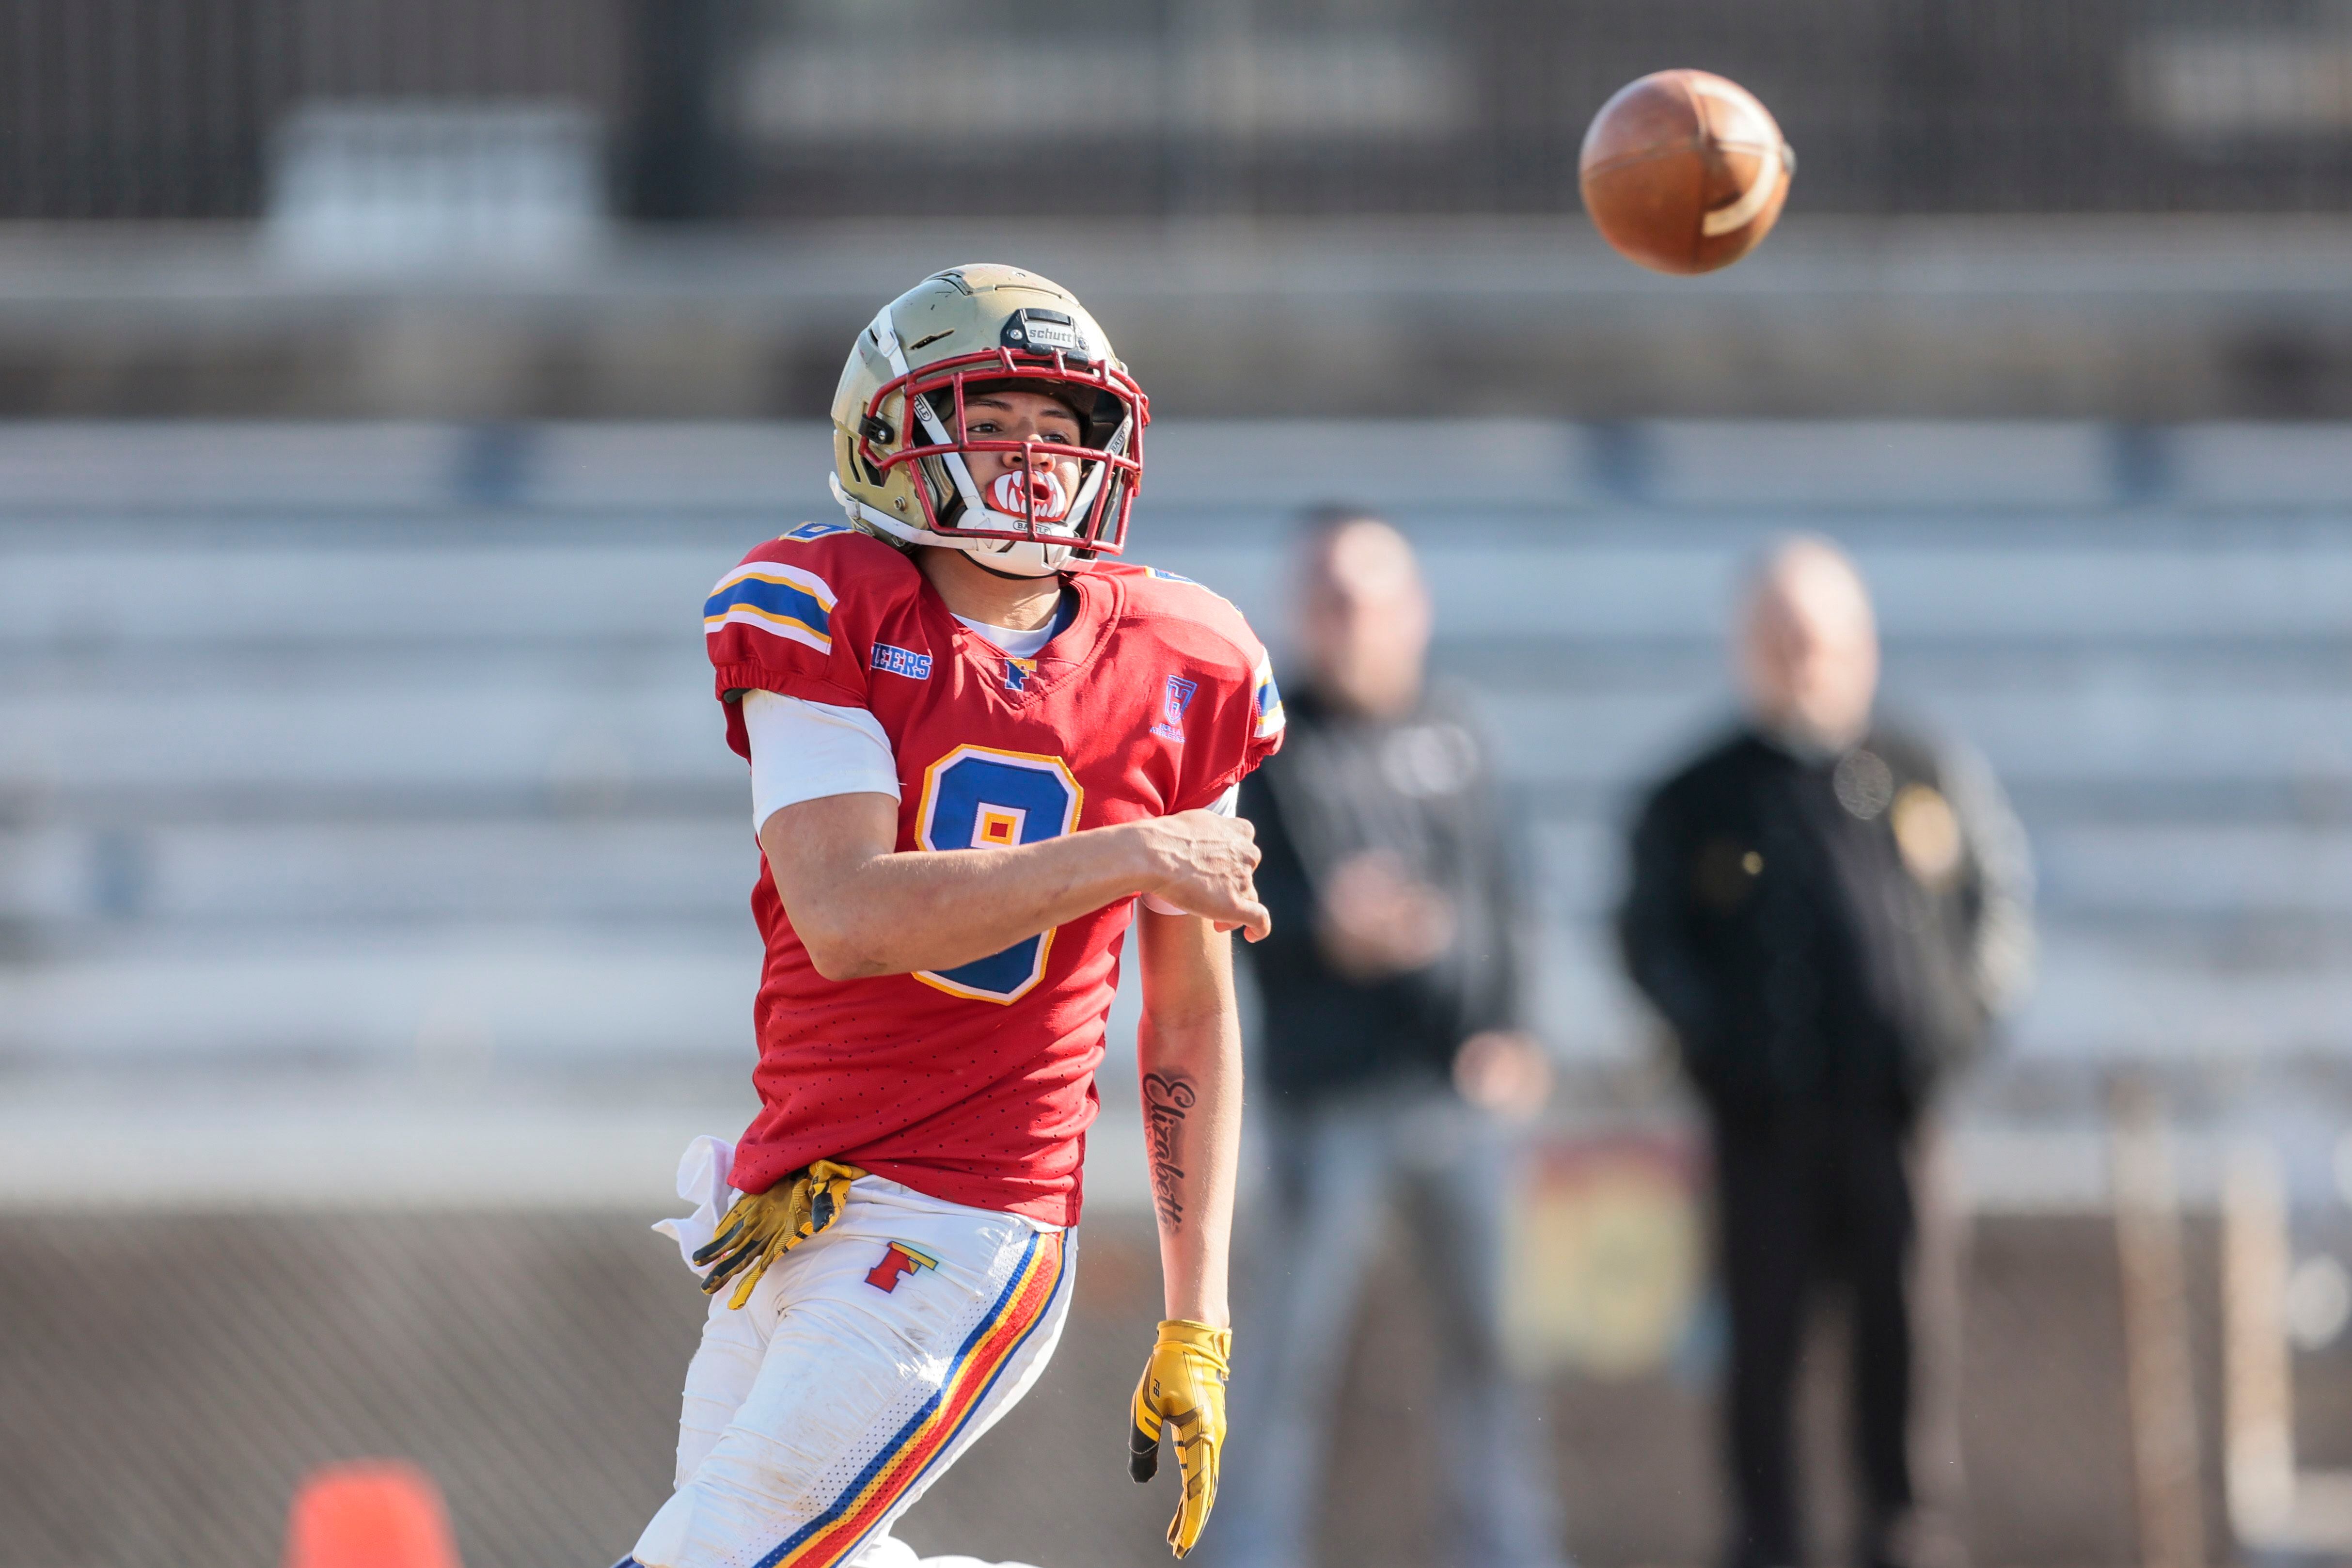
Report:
622,265,1284,1568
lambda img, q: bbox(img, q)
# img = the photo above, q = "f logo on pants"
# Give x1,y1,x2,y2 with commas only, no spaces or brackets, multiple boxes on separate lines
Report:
866,1241,939,1294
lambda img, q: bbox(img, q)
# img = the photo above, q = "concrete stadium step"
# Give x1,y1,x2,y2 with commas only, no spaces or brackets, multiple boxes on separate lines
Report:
1540,921,2352,1064
1491,685,2352,790
1146,537,2352,644
9,813,2352,932
4,676,2344,808
0,422,828,512
0,540,739,644
0,418,2347,512
2,918,2343,1069
0,925,759,1065
12,531,2352,649
0,818,759,925
0,674,726,795
1532,819,2352,921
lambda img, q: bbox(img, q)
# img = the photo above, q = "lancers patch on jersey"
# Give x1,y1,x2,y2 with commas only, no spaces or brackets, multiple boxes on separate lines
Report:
871,641,933,680
865,1240,940,1293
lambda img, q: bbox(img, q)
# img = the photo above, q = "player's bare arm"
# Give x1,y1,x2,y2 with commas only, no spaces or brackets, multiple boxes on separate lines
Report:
1127,906,1243,1557
760,791,1268,982
1133,909,1243,1327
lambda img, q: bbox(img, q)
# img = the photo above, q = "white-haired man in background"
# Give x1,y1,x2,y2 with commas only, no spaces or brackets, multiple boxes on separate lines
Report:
1617,537,2033,1568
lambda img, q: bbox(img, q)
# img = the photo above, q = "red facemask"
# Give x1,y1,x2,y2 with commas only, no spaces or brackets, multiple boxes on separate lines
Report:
854,348,1148,556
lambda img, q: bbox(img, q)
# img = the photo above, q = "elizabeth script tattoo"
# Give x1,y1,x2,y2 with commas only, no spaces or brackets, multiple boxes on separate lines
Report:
1142,1070,1196,1229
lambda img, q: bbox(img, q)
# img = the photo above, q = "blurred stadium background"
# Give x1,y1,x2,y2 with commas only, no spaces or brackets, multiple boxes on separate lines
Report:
5,3,2352,1567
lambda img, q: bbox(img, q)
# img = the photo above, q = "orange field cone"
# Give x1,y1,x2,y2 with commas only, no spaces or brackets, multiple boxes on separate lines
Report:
284,1459,464,1568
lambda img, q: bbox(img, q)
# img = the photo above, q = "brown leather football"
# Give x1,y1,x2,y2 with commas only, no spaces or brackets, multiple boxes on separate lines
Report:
1579,70,1794,276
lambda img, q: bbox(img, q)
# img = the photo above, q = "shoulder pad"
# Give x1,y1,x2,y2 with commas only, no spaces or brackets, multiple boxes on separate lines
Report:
730,523,918,597
1106,559,1253,634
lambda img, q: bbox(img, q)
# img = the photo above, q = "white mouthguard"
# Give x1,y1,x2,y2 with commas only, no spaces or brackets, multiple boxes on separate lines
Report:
989,468,1071,523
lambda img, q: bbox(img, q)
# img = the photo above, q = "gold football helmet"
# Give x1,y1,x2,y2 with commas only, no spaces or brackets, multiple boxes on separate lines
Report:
828,264,1147,577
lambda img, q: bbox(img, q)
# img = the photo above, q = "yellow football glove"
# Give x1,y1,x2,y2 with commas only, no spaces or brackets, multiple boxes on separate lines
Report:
1128,1318,1231,1558
693,1159,863,1308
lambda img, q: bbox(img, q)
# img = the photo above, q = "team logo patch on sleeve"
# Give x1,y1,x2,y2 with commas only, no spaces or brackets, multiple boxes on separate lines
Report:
783,521,853,542
1252,655,1286,739
871,642,932,680
1153,674,1198,741
704,562,836,654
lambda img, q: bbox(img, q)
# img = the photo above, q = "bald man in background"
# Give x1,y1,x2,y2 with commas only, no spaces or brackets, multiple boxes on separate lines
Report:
1617,538,2032,1568
1214,509,1567,1568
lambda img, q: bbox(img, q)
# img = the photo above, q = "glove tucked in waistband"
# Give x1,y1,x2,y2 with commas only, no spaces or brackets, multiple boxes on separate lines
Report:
693,1159,865,1309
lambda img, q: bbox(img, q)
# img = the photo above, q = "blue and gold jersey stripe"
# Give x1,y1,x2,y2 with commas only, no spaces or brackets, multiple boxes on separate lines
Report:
706,562,838,656
1252,655,1286,739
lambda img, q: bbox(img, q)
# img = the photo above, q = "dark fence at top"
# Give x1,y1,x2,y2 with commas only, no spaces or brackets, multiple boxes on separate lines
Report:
7,0,2352,220
0,0,630,219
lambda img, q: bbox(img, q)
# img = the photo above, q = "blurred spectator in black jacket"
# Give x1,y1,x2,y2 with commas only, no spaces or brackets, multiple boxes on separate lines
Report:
1617,536,2033,1568
1212,511,1568,1568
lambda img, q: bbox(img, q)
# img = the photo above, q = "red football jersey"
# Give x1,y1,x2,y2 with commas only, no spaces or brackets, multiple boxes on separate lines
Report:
704,522,1285,1226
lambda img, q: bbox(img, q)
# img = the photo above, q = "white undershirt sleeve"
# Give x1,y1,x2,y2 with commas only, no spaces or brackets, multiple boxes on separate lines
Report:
742,689,900,833
1141,784,1239,916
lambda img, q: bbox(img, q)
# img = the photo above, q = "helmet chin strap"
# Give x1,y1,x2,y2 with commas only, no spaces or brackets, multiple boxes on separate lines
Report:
965,549,1068,582
950,531,1078,577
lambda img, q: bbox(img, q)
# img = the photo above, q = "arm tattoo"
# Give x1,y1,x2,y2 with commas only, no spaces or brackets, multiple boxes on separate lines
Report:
1141,1070,1197,1229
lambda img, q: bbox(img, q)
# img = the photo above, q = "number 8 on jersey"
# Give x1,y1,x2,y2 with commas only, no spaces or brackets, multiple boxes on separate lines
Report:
914,745,1085,1003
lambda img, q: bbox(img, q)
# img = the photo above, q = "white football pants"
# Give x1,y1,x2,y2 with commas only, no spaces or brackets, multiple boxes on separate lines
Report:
630,1174,1076,1568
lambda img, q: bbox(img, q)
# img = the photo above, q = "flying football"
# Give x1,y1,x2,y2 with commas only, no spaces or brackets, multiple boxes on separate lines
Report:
1579,69,1795,276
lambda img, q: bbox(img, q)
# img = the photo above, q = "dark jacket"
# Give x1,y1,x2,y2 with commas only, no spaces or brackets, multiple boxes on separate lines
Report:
1615,718,2032,1125
1238,682,1532,1102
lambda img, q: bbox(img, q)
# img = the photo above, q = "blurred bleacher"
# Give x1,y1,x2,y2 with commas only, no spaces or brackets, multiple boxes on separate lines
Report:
2,419,2348,1212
